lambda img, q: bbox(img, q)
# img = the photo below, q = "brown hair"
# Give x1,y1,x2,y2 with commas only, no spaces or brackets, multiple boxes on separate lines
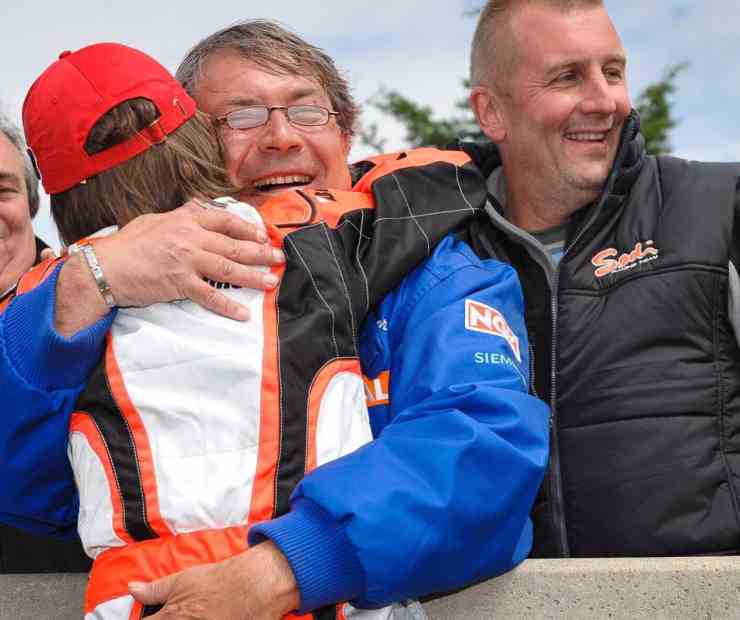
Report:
51,98,236,245
176,19,359,137
470,0,604,92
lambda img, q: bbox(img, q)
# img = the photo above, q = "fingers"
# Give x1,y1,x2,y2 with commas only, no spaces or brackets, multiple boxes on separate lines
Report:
184,201,286,291
192,244,281,290
97,203,285,311
183,200,268,244
202,230,285,268
129,575,174,606
183,277,251,321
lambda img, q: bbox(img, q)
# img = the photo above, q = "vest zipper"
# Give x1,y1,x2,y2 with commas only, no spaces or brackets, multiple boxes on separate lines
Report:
548,201,615,556
484,202,570,556
549,267,569,557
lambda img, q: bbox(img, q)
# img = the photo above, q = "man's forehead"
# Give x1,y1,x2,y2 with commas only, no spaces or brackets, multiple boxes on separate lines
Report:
512,4,625,68
196,51,325,100
219,86,323,109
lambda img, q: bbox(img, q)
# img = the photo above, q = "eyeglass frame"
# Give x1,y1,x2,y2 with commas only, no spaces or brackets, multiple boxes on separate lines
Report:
212,104,340,131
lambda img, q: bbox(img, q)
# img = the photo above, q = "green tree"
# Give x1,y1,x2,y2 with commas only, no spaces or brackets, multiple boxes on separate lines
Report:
359,81,483,151
360,64,688,156
635,62,688,155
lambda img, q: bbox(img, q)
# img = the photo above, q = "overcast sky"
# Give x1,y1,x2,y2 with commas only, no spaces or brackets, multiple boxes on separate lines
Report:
1,1,737,247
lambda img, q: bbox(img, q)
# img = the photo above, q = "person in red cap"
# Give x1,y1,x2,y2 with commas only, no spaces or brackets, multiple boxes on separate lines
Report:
16,40,547,620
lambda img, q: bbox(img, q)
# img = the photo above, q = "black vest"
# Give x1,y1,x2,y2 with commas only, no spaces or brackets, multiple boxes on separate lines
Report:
459,120,740,557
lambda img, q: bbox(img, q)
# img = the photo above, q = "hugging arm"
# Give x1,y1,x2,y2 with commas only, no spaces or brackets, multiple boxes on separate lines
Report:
0,203,282,534
249,236,550,611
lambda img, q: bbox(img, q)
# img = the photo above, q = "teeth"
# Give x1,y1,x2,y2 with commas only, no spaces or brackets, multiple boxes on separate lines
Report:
566,132,607,142
253,175,312,189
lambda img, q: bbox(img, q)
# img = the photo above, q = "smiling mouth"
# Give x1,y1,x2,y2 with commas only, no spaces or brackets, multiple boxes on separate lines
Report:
253,174,314,191
565,130,610,143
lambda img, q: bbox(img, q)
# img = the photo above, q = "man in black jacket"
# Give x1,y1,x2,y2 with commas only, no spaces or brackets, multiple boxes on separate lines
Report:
464,0,740,558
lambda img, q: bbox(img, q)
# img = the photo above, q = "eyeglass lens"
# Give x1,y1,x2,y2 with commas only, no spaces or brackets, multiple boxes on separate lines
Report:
226,105,329,129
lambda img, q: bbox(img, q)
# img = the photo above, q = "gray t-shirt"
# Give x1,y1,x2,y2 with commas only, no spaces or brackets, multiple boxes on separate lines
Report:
487,168,567,265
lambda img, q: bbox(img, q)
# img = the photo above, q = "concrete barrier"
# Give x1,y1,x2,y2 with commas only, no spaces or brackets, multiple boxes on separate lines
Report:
2,557,740,619
424,557,740,620
0,573,86,620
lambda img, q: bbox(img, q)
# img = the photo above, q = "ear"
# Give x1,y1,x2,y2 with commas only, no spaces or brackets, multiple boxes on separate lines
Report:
341,131,352,157
470,86,507,144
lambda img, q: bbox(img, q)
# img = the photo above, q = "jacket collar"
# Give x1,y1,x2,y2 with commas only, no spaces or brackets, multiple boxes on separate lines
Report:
455,110,646,257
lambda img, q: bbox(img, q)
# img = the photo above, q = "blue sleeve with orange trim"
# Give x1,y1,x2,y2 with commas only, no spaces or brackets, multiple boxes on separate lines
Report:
0,263,114,536
250,234,550,611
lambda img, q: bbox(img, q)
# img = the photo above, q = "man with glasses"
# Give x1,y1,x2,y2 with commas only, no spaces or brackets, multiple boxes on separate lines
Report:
183,34,355,212
1,19,548,620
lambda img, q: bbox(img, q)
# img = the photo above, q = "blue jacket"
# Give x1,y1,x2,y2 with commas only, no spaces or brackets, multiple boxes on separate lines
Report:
0,265,113,535
0,235,548,611
251,234,549,609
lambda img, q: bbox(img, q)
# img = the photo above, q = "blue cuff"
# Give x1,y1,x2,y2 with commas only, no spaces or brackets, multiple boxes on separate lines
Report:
249,498,366,614
2,264,115,391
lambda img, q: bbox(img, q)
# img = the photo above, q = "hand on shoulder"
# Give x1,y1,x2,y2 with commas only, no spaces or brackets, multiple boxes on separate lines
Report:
55,201,286,335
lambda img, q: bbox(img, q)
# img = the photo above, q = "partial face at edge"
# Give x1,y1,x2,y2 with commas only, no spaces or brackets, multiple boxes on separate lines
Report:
192,51,352,208
0,133,35,290
477,4,631,200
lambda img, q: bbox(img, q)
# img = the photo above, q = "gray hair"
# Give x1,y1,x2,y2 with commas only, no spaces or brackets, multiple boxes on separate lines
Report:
176,19,359,136
0,115,40,218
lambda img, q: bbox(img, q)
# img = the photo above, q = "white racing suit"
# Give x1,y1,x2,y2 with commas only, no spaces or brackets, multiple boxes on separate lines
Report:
67,150,486,619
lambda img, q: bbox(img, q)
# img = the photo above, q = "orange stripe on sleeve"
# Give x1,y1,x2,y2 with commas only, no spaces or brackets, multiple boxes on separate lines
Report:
105,338,172,538
305,358,362,473
247,229,285,524
69,411,132,546
127,602,142,620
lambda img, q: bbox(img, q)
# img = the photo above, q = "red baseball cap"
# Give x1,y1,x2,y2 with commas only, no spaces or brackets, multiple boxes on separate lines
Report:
22,42,198,194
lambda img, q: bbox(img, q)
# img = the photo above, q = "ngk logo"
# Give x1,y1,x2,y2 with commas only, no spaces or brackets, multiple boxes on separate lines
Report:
592,241,660,278
465,299,521,362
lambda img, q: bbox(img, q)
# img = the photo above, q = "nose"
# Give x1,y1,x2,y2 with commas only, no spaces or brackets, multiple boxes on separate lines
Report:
579,72,618,117
257,109,303,153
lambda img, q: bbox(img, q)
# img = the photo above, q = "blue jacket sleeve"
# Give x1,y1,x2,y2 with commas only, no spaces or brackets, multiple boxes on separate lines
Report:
250,235,550,611
0,264,114,536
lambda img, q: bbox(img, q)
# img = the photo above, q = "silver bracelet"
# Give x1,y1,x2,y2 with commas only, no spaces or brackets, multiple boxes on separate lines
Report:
69,242,116,308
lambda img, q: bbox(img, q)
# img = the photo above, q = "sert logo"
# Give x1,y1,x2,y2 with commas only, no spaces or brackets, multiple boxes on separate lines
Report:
591,240,660,278
465,299,521,362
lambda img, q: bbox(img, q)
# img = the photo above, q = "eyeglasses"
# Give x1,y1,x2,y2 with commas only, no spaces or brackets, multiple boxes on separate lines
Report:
213,105,339,130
